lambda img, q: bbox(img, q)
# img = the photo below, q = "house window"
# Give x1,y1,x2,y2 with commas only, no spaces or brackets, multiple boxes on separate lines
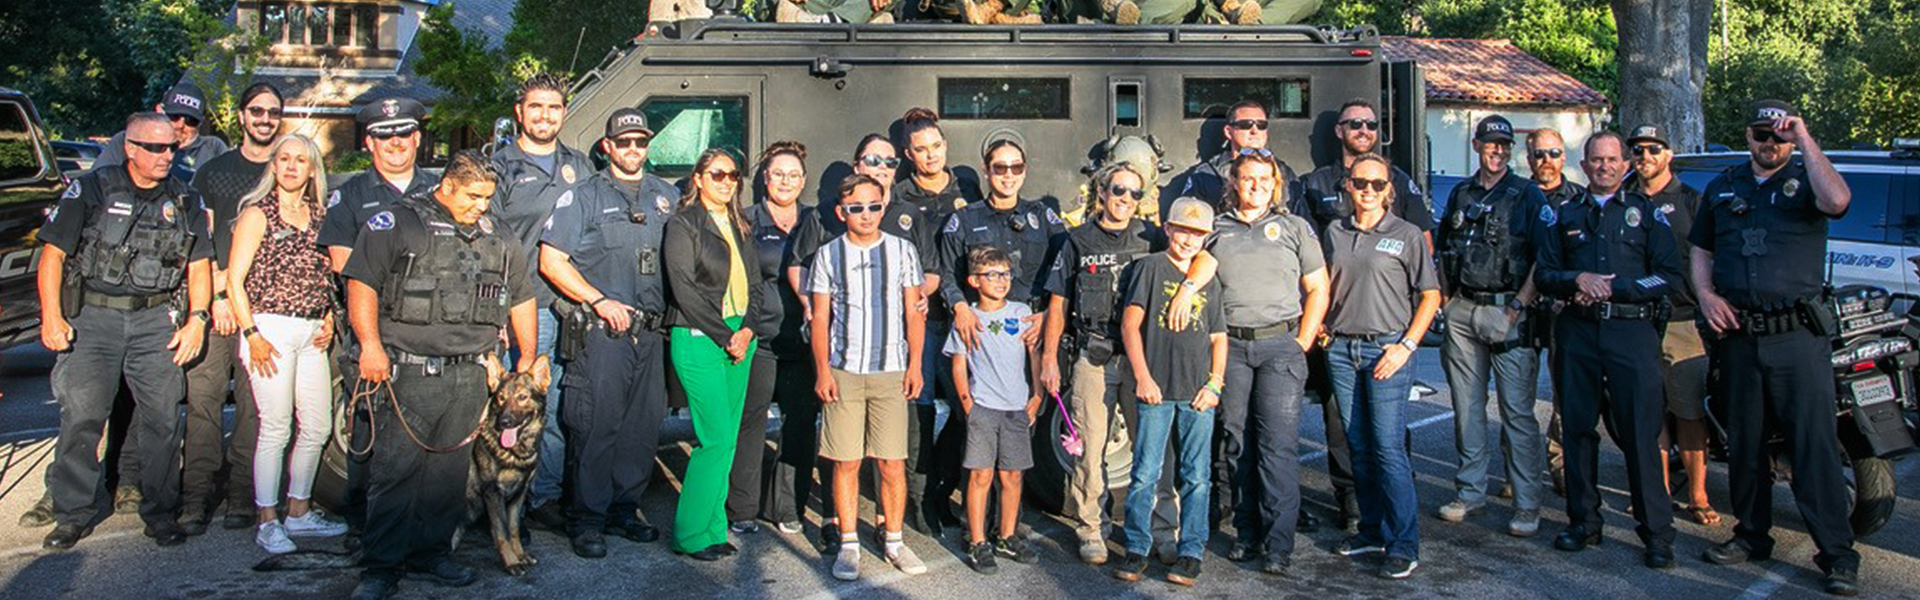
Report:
259,3,380,49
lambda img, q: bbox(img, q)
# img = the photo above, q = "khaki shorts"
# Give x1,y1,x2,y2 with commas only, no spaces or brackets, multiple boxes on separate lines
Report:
820,369,909,461
1662,322,1709,420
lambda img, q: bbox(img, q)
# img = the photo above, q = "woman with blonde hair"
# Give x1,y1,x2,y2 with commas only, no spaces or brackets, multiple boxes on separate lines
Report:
225,134,347,553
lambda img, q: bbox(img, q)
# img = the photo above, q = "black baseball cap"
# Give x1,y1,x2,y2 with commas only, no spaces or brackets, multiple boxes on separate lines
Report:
357,97,426,137
1627,124,1669,147
1474,115,1515,143
1748,100,1797,128
605,108,653,138
161,82,207,123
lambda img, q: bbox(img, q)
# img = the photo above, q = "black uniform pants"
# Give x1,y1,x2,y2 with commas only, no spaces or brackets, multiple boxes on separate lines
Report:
361,362,486,581
563,330,668,534
49,305,186,528
1553,316,1673,546
181,329,256,513
727,352,777,522
1717,327,1859,571
743,353,821,523
1224,336,1310,556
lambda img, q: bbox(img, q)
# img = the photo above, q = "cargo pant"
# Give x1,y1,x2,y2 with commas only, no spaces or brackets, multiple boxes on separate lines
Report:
48,304,186,529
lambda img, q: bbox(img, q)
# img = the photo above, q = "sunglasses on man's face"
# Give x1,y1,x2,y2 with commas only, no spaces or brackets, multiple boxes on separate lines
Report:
128,140,178,155
1237,147,1274,158
989,162,1026,176
1347,177,1390,193
1339,118,1380,132
1106,183,1144,202
842,202,884,215
169,114,200,128
609,137,650,149
1528,148,1565,161
1630,144,1667,157
245,106,283,119
860,154,901,169
1228,119,1270,132
1749,128,1787,144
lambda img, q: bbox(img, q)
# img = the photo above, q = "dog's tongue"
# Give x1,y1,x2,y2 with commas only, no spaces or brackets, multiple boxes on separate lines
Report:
501,426,521,449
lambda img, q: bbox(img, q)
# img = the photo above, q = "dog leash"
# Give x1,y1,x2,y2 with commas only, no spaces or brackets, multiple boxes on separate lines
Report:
343,379,492,455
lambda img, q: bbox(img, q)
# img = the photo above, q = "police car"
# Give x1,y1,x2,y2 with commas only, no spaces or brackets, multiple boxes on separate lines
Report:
0,88,65,350
1670,139,1920,296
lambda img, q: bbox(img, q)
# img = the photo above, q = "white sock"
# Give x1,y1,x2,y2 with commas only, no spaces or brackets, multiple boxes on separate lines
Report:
884,531,905,555
840,531,860,551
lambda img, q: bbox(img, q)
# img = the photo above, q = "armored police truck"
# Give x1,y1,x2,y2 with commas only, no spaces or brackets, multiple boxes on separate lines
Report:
556,18,1426,510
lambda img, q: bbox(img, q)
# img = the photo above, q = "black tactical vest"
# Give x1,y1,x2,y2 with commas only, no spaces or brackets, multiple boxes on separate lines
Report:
1443,180,1529,292
1068,220,1154,336
381,198,513,327
77,171,197,294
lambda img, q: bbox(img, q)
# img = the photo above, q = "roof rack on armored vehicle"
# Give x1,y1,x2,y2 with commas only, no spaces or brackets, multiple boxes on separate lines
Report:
656,18,1377,46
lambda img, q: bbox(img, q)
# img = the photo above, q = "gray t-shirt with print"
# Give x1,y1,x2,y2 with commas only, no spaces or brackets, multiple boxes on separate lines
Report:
943,302,1034,412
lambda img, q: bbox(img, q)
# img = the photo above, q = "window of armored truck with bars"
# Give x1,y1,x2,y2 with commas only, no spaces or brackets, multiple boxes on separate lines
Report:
1182,77,1310,119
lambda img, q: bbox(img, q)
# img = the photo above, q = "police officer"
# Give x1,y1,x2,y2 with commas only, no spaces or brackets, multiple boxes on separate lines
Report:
1533,130,1681,569
1693,101,1861,596
320,97,440,271
488,73,597,529
1298,99,1432,235
1433,114,1552,536
1528,129,1585,207
38,112,215,550
1167,100,1301,215
94,82,230,180
342,151,539,600
1040,162,1163,565
537,108,676,558
1625,124,1716,526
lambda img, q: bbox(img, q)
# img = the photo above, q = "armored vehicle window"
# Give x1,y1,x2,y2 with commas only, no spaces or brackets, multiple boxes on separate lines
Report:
1114,82,1142,128
640,97,748,178
1182,78,1309,119
0,101,45,185
938,78,1071,120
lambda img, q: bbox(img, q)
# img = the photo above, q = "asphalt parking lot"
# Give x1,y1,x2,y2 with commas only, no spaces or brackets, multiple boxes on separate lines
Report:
1,343,1917,599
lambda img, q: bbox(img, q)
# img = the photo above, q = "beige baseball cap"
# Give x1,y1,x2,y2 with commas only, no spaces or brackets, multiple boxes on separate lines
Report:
1165,197,1215,233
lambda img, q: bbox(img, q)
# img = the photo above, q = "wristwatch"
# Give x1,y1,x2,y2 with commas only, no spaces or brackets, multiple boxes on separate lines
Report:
1399,338,1419,352
190,309,211,324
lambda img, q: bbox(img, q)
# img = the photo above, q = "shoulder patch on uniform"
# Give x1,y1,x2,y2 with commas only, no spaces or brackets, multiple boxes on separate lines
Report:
555,191,574,209
898,213,913,231
944,214,961,233
326,190,340,208
1539,204,1557,226
1045,208,1063,225
61,181,81,200
1636,275,1667,290
1653,206,1669,226
367,211,395,231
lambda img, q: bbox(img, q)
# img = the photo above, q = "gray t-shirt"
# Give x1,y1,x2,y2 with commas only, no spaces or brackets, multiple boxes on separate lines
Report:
1322,213,1440,335
944,301,1034,412
1205,208,1325,328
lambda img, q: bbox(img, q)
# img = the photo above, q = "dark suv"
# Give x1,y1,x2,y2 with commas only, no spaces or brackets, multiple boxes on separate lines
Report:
0,88,66,350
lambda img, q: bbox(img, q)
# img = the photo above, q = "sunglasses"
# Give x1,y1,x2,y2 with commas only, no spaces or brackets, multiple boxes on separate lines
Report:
608,137,650,149
860,154,901,169
704,169,741,182
128,140,179,155
1237,147,1275,158
169,114,200,128
1528,148,1565,160
1339,118,1380,131
842,202,884,215
989,162,1026,176
1228,119,1270,132
1106,183,1144,202
244,106,283,119
1347,177,1390,193
1630,144,1667,157
368,130,411,140
1749,128,1786,144
972,271,1012,281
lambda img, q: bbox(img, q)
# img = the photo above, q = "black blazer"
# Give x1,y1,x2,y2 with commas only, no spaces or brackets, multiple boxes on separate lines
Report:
663,206,763,348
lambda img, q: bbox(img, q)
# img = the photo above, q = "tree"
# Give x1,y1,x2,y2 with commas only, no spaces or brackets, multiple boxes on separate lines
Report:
1612,0,1711,152
503,0,651,79
415,1,547,140
179,8,270,142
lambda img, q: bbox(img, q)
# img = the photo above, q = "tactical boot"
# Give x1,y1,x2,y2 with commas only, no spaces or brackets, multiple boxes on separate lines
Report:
1105,0,1141,24
18,494,54,528
1230,0,1261,24
115,485,142,515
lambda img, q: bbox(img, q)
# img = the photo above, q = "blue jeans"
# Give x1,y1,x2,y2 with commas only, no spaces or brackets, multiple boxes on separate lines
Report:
1124,399,1214,559
1327,335,1420,561
527,307,567,506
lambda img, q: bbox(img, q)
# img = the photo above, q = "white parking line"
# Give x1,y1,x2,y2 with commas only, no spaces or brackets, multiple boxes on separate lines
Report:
1298,405,1455,464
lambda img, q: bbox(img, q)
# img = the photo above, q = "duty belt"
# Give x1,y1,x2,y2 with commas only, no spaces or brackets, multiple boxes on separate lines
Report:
83,292,172,311
1334,331,1404,344
1568,302,1659,321
1735,308,1801,336
1460,291,1519,306
1228,319,1300,341
387,348,487,376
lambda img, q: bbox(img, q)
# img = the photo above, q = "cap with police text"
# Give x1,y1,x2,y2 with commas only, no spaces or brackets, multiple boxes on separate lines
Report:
358,97,426,137
1474,115,1515,144
1627,124,1669,148
162,82,207,123
605,108,653,139
1749,100,1797,127
1165,197,1215,234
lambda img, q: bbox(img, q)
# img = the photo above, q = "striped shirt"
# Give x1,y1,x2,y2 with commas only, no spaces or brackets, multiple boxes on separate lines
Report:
806,233,925,374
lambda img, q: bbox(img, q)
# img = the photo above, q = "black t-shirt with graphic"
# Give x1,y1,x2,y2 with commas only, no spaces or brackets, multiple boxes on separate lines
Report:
1123,252,1224,399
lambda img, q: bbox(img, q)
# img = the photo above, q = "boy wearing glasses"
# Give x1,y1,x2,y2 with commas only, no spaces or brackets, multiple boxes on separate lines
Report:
947,246,1042,574
808,174,929,582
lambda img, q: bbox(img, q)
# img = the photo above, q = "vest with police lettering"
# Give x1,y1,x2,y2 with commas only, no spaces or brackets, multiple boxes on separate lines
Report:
1067,219,1154,337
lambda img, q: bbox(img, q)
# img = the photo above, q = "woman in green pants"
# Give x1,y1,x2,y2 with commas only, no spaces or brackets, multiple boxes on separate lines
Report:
663,149,762,561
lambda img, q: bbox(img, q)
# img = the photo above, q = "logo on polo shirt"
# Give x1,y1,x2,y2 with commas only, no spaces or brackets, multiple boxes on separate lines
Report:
1263,222,1281,241
1375,238,1406,256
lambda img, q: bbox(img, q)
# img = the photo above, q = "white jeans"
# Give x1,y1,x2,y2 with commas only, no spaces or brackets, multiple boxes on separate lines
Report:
244,313,333,508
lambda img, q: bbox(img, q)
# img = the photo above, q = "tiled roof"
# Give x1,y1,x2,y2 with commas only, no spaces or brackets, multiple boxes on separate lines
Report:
1380,37,1609,108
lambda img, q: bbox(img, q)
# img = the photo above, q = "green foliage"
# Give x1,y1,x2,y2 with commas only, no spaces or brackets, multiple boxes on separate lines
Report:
503,0,650,79
415,2,550,141
328,150,373,174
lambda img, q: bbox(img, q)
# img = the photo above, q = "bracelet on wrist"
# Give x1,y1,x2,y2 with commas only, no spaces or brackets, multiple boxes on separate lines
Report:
242,325,260,339
588,296,608,308
214,291,228,301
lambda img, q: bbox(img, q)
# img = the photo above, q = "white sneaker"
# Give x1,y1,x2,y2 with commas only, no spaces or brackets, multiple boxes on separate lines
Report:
256,522,296,554
1435,499,1484,523
885,543,928,575
282,511,349,537
1508,509,1541,537
832,546,861,581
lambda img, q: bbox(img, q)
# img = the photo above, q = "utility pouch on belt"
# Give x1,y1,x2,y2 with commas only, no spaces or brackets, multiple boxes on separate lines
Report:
1080,333,1116,366
1799,297,1839,337
60,267,83,318
555,301,589,362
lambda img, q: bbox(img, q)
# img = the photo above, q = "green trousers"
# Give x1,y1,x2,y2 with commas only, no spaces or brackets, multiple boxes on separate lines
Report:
670,317,758,553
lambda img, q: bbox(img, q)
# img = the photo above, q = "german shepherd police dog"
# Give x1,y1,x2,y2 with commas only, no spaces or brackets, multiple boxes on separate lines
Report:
253,354,551,576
